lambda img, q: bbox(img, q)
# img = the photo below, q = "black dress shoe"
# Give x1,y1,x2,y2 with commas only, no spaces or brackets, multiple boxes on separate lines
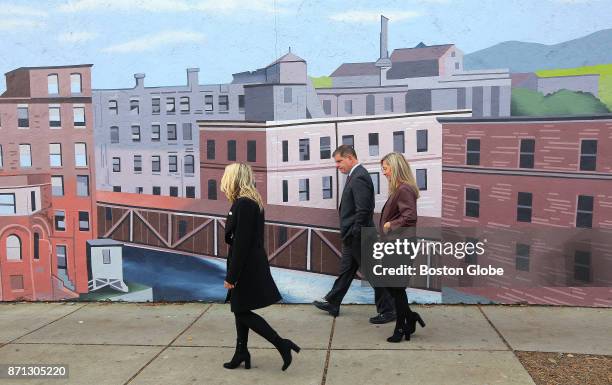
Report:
313,300,339,317
369,312,397,324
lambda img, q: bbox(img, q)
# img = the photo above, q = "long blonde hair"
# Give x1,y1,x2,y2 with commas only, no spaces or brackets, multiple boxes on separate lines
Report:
220,163,264,210
381,152,420,199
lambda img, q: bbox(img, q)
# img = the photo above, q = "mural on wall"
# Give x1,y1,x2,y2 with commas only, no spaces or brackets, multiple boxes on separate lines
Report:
1,0,611,306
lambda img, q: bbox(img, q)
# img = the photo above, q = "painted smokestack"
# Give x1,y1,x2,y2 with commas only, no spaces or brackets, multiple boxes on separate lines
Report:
375,15,391,68
380,15,388,59
134,73,145,88
186,68,199,90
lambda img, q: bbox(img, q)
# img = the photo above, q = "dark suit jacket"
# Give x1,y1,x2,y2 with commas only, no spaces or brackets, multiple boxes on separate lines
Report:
379,184,418,232
339,164,375,249
224,197,281,313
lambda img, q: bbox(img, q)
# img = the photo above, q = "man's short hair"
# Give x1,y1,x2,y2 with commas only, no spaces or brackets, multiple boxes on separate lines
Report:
332,145,357,159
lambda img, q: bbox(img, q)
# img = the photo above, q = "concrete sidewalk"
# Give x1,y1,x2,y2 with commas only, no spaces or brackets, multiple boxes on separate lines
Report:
0,303,610,385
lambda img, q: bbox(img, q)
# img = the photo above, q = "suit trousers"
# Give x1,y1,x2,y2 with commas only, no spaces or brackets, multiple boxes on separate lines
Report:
325,240,395,314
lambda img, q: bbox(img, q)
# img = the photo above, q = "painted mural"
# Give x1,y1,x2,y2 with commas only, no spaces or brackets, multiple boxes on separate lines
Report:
1,1,611,306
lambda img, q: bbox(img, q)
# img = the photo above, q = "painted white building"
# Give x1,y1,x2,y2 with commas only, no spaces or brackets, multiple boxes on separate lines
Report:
266,111,467,218
318,16,511,118
86,239,127,292
199,110,471,220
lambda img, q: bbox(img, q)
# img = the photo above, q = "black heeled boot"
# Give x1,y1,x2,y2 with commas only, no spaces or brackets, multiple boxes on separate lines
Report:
407,312,426,337
387,316,409,343
223,339,251,369
272,336,301,371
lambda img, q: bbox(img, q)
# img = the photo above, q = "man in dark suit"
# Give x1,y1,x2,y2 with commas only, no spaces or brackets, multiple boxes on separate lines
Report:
313,145,395,323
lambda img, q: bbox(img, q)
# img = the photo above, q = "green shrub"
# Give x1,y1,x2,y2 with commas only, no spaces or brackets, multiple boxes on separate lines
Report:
511,88,610,116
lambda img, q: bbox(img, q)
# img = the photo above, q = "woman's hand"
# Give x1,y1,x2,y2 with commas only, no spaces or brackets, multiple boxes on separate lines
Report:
383,222,392,234
224,281,235,289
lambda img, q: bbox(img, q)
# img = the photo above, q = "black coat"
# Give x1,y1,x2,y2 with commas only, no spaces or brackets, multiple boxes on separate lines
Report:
339,164,375,259
224,197,282,313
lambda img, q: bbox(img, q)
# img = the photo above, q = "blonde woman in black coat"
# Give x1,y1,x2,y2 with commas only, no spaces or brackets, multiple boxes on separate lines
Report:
220,162,300,371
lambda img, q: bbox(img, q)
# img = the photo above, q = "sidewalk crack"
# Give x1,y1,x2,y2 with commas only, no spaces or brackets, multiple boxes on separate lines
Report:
123,303,213,385
478,306,538,385
477,305,513,351
320,317,336,385
3,303,89,347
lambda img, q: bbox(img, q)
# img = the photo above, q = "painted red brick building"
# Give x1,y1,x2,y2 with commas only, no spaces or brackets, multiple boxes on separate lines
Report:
198,125,268,202
0,65,97,300
438,115,612,306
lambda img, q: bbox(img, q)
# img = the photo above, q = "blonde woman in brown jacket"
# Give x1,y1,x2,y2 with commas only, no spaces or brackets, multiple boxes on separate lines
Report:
379,152,426,342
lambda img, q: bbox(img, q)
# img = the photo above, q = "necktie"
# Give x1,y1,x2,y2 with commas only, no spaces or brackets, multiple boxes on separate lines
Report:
346,171,354,185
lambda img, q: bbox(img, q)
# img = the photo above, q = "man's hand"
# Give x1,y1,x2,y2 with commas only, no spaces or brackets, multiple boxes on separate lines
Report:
224,281,235,289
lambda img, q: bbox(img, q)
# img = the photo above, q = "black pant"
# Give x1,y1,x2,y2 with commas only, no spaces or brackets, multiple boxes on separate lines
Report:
234,310,279,344
384,287,412,330
325,242,395,314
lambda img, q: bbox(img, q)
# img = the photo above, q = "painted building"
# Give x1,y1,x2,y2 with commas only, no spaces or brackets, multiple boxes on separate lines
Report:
199,124,268,203
511,72,600,96
317,16,512,118
93,52,324,198
86,239,127,292
199,110,471,223
236,51,325,121
438,114,612,306
0,65,97,300
93,69,204,198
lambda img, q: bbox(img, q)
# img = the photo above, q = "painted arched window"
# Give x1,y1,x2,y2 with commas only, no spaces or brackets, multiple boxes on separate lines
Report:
47,74,59,95
34,232,40,259
70,73,82,94
6,234,22,260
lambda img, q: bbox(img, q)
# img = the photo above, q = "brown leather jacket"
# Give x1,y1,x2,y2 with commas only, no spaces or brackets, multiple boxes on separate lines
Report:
379,184,418,232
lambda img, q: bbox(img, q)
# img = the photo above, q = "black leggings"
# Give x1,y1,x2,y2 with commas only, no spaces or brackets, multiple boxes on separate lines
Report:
385,287,412,329
234,310,279,344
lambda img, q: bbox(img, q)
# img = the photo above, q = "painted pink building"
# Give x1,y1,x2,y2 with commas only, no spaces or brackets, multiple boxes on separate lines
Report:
439,115,612,306
0,65,97,300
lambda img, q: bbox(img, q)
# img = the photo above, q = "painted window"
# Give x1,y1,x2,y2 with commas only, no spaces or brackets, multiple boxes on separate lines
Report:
48,74,59,94
70,73,82,94
49,143,62,167
322,176,333,199
465,188,480,218
6,235,21,260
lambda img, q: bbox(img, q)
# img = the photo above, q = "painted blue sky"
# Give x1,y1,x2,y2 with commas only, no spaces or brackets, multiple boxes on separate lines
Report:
1,0,611,90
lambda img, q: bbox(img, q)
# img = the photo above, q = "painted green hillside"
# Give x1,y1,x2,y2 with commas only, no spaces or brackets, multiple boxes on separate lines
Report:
536,64,612,110
310,76,332,88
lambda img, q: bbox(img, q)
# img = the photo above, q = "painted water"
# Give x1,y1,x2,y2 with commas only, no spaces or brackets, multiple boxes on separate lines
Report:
86,246,441,304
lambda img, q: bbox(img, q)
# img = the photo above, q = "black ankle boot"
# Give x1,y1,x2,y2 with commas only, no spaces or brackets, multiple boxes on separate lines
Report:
387,316,410,343
223,339,251,369
272,336,301,371
387,325,407,343
407,312,426,336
